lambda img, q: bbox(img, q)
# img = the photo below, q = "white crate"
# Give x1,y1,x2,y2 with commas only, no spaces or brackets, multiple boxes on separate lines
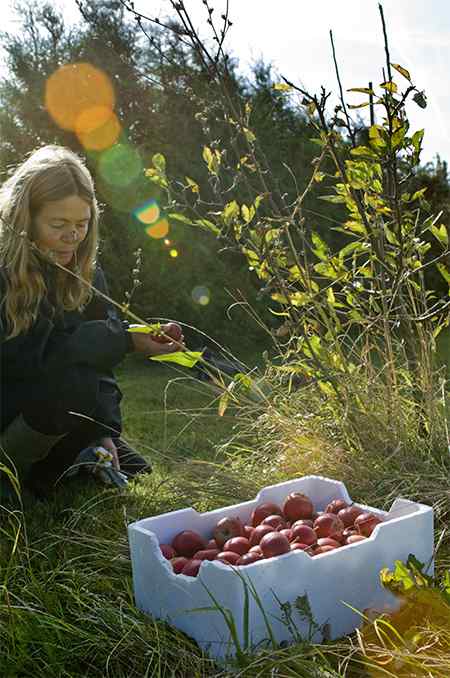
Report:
128,475,434,662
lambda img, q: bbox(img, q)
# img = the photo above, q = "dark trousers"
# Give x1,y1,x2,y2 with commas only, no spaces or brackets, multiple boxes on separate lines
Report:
2,364,123,495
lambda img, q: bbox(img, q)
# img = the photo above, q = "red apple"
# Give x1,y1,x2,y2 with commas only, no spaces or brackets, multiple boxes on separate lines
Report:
250,502,283,527
317,537,341,549
249,524,274,546
282,493,314,522
342,527,357,540
346,534,367,544
259,532,290,558
216,551,241,565
313,545,336,555
325,499,349,514
160,544,177,560
236,552,263,566
193,549,220,561
279,528,293,541
153,322,183,343
290,542,311,552
262,514,287,530
181,559,202,577
338,505,365,527
313,513,345,540
223,537,250,556
354,513,383,537
172,530,207,558
291,519,313,529
291,524,317,546
213,516,245,548
171,556,189,574
248,545,263,556
243,525,254,540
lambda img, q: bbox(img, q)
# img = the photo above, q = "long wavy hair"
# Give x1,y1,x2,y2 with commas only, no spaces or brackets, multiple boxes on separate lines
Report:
0,145,99,339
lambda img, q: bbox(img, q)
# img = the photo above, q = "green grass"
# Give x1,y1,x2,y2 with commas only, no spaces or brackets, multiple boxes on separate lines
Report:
1,347,449,677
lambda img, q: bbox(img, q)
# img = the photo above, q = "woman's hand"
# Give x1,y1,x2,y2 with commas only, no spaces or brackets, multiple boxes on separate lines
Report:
99,436,120,470
130,323,186,356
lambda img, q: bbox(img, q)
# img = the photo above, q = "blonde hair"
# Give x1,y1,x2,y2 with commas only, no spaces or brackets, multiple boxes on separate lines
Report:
0,145,99,338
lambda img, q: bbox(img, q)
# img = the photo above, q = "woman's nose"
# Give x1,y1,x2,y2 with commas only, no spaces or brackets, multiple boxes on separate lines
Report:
63,229,78,242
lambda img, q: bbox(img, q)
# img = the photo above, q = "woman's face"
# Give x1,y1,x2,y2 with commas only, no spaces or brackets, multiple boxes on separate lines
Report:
33,194,91,266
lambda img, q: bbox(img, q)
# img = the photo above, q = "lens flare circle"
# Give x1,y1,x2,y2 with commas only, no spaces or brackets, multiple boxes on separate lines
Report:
134,199,161,225
145,218,169,239
99,143,143,187
192,286,211,306
75,106,121,151
169,249,179,258
45,63,115,131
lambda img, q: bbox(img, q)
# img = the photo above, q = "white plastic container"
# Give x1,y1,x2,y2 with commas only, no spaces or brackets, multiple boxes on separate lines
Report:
128,475,434,662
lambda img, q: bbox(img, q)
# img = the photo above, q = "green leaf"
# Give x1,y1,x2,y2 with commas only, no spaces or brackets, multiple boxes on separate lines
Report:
411,129,424,155
431,224,448,246
348,101,370,109
218,392,230,417
318,194,346,204
202,145,213,166
350,146,378,159
311,231,329,261
149,351,203,368
391,63,412,82
437,263,450,284
380,80,398,93
222,200,240,226
243,127,256,144
152,153,166,172
347,87,374,94
168,212,195,226
194,218,221,235
241,203,255,224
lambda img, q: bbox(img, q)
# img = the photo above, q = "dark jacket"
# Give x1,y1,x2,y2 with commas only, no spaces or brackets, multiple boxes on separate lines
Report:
0,262,133,433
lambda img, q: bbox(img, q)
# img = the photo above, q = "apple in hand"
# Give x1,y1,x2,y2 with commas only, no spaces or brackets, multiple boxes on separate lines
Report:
152,322,183,344
213,516,245,548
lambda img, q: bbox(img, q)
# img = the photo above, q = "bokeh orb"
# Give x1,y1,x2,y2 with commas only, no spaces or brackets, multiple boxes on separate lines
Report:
145,218,170,239
192,285,211,306
99,143,143,187
45,63,115,132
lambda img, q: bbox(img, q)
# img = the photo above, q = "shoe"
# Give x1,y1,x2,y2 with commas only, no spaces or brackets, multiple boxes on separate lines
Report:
114,438,152,478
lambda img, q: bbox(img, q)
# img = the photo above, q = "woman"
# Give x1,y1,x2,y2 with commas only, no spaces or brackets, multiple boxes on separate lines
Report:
0,145,184,499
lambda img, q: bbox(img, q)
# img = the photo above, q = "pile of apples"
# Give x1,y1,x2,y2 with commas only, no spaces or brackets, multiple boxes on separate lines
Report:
158,492,384,577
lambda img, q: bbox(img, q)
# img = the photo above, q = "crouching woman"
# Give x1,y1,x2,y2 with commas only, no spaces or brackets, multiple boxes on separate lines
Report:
0,145,184,499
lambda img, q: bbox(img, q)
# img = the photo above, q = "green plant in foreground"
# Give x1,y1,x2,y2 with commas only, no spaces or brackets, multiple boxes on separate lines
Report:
354,555,450,677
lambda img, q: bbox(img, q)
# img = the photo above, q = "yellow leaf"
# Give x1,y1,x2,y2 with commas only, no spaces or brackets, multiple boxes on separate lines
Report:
273,83,292,92
391,63,412,82
380,80,398,93
218,392,229,417
347,87,374,94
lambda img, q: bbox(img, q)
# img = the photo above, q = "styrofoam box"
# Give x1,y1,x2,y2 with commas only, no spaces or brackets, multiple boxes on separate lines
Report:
128,475,434,662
